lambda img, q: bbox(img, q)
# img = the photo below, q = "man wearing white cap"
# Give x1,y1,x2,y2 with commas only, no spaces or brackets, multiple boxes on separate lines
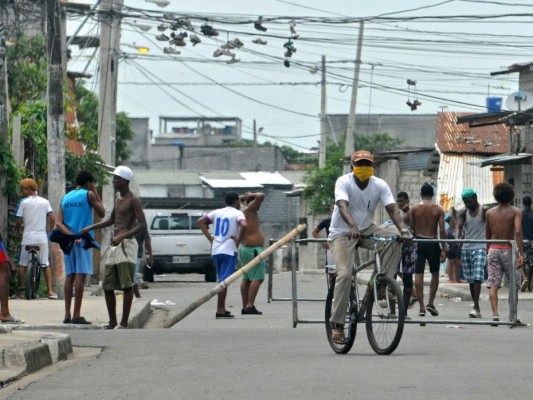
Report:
81,166,148,329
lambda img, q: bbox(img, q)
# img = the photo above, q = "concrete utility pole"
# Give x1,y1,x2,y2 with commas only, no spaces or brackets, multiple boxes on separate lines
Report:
0,15,9,240
319,55,326,168
344,21,364,174
98,0,123,282
46,0,66,297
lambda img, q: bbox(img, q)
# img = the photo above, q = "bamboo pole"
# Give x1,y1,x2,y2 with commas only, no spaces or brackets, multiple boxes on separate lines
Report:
162,223,307,328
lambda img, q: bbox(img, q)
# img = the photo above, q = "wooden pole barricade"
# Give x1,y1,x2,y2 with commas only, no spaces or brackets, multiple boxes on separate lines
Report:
162,223,307,328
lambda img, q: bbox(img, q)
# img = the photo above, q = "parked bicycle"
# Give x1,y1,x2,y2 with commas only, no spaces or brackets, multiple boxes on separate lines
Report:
24,245,44,300
325,235,405,355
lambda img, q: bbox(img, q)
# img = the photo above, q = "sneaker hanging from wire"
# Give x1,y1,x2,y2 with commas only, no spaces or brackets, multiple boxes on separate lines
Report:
155,33,170,41
169,38,186,47
254,16,267,32
163,12,178,21
221,42,235,49
213,48,224,57
283,40,296,53
201,23,219,37
163,47,181,55
190,33,201,46
289,19,299,39
157,23,168,31
284,59,291,68
228,38,244,48
284,49,293,58
227,57,241,64
252,37,267,45
221,49,236,57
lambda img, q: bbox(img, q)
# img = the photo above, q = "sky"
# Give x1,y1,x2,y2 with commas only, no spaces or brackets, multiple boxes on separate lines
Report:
66,0,533,151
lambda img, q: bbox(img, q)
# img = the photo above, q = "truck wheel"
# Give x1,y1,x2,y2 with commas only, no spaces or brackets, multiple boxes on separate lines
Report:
205,265,217,282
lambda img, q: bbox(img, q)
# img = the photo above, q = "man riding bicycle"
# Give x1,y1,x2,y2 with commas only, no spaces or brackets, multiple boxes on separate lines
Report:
328,150,411,344
16,178,57,300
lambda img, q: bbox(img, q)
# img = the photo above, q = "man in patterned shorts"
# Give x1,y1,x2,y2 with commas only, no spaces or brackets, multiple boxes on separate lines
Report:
485,182,525,326
457,189,488,319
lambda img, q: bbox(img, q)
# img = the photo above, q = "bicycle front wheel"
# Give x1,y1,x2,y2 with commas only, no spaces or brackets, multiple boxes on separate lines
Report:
325,283,357,354
365,275,405,355
25,260,38,300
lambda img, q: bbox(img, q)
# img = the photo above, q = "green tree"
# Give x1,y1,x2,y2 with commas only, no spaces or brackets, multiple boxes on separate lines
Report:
303,132,404,215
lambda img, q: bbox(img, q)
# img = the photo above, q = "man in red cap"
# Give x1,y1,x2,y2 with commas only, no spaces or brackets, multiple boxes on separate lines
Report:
328,150,411,344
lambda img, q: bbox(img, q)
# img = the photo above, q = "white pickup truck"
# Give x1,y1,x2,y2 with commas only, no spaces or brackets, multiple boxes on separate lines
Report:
147,209,216,282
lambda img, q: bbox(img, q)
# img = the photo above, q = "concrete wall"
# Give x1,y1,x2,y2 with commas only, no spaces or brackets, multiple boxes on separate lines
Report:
327,114,438,149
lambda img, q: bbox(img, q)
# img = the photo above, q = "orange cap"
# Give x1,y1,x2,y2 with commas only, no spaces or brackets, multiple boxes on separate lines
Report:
351,150,374,163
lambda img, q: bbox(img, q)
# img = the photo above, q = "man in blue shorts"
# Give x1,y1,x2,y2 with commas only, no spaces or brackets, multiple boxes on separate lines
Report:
56,170,105,324
199,192,247,319
458,188,488,319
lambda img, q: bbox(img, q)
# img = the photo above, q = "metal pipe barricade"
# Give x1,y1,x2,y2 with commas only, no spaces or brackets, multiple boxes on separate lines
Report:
283,236,523,328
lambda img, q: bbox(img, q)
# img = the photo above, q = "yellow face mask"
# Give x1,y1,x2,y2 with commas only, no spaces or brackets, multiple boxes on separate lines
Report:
352,166,374,181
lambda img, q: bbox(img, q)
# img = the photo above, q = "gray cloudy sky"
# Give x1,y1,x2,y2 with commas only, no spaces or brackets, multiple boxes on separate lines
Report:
67,0,533,150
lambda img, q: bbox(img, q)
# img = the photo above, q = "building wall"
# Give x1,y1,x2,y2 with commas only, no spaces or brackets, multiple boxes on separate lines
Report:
327,114,438,149
145,145,288,172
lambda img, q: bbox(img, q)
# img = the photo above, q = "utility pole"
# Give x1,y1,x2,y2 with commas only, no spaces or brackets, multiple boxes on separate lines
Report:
98,0,123,282
46,0,66,297
253,118,258,171
319,55,326,168
344,21,364,174
0,13,8,240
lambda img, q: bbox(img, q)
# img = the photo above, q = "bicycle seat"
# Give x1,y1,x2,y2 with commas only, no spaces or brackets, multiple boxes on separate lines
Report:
25,245,40,252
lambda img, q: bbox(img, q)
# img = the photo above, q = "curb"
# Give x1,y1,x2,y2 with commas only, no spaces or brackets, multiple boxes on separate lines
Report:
0,330,72,385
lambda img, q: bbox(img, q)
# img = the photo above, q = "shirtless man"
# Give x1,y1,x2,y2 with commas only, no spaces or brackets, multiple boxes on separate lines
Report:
239,192,266,315
81,166,147,329
409,183,446,317
485,182,525,325
396,192,417,316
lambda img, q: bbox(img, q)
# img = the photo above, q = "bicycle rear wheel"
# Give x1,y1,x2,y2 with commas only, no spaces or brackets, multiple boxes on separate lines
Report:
365,275,405,355
25,260,38,300
325,283,357,354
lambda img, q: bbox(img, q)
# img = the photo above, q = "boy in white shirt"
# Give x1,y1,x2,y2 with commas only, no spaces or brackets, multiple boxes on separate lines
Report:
199,192,247,318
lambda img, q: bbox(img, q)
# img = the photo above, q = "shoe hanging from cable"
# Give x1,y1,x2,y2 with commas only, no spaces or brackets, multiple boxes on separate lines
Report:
254,16,267,32
252,37,267,45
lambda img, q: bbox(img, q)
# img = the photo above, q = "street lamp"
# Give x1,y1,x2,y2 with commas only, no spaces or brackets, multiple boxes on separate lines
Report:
122,43,150,54
145,0,170,7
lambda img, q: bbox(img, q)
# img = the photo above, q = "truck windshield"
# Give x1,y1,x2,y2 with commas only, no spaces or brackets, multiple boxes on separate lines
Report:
151,215,202,230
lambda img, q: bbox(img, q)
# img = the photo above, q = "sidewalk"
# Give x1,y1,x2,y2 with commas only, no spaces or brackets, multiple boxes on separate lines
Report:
0,286,151,386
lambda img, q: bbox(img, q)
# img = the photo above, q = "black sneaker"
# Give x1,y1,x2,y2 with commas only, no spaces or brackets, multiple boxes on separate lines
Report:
242,306,262,315
216,312,234,319
71,316,92,325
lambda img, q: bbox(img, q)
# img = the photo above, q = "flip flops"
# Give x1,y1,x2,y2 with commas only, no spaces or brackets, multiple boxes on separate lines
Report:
1,316,25,324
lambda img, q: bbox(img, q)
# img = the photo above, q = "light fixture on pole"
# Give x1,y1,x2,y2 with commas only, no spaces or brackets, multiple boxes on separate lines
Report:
122,43,150,54
145,0,170,7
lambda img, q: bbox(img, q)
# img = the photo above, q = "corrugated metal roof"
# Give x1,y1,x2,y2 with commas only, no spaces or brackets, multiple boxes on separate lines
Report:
436,111,508,154
398,150,434,170
473,153,532,167
240,172,292,186
436,153,503,211
200,177,263,189
135,170,202,185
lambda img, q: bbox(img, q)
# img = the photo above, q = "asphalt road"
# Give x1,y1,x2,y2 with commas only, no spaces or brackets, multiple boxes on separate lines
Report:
4,272,532,400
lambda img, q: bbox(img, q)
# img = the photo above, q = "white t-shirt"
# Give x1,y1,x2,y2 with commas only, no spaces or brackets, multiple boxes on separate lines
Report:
329,174,395,240
204,206,246,256
16,194,54,245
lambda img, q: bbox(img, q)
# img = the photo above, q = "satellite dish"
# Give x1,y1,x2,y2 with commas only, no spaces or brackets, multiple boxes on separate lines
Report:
505,91,533,111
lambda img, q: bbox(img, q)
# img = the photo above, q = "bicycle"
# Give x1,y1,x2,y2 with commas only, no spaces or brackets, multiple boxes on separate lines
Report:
325,235,405,355
24,245,44,300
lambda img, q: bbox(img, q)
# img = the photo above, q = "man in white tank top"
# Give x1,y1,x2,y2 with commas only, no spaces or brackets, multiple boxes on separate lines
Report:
457,189,488,319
